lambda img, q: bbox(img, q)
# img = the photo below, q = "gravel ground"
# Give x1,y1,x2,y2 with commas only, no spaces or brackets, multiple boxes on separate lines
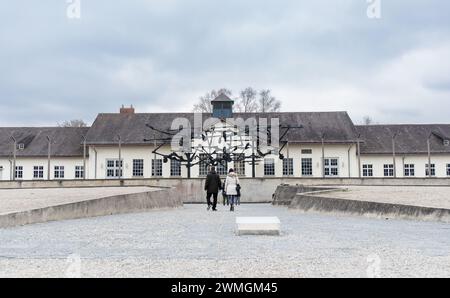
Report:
0,187,157,214
0,204,449,278
317,186,450,209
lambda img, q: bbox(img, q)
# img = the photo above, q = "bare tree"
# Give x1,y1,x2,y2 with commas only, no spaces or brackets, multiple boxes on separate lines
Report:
58,119,88,127
258,89,281,113
193,88,232,113
193,87,282,113
362,116,374,125
235,87,258,113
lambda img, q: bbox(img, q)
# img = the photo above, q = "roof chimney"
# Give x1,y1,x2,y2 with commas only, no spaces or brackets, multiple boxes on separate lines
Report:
120,104,135,114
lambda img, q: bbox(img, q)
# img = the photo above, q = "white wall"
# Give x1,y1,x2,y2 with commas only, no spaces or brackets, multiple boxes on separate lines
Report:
88,145,186,180
2,147,449,181
0,144,450,181
87,143,359,179
360,154,450,178
0,157,87,181
0,160,9,181
240,143,359,178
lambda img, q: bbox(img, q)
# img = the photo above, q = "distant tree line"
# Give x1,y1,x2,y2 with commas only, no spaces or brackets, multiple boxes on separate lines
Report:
193,87,282,113
58,119,88,127
362,116,378,125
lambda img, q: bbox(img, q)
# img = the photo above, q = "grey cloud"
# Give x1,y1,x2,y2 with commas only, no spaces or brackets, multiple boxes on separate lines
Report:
1,0,450,126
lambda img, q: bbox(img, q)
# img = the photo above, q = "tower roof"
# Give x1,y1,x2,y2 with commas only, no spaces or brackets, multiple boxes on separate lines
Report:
211,93,234,103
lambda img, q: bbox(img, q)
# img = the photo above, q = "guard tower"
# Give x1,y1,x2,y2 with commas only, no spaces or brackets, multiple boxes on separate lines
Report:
211,94,234,118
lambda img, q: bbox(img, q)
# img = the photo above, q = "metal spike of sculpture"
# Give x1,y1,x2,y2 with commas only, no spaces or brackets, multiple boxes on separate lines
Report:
144,119,302,178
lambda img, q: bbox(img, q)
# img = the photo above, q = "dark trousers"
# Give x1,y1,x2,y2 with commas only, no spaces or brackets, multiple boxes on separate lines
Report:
206,192,218,210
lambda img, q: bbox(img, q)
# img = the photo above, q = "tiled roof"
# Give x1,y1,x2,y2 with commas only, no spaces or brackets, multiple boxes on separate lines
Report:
0,127,89,157
356,125,450,154
85,112,358,145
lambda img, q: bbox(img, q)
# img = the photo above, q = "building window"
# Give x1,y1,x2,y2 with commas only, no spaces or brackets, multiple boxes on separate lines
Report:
199,154,209,176
245,126,250,136
170,160,182,177
447,164,450,176
301,158,313,176
384,164,394,177
216,154,228,176
233,153,246,176
264,158,275,176
301,149,312,154
132,159,144,177
54,166,65,179
362,164,373,177
324,158,339,177
106,159,123,178
444,140,450,147
15,166,23,179
152,159,163,177
282,158,294,176
425,164,436,177
75,166,84,179
18,143,25,150
33,166,44,179
404,164,415,177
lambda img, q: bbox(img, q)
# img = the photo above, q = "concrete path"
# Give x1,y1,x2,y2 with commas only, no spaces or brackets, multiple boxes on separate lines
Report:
316,186,450,209
0,204,449,278
0,187,158,215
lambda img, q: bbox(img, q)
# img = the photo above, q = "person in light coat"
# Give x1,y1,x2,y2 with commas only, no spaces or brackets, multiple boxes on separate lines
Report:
224,169,240,212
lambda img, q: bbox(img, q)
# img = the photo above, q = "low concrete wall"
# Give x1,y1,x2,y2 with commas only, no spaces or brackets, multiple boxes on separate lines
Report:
272,185,339,206
0,177,450,203
289,194,450,223
0,187,183,228
141,179,344,203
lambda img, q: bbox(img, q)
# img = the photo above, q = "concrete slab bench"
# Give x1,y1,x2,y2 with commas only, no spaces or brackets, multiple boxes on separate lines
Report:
236,217,281,236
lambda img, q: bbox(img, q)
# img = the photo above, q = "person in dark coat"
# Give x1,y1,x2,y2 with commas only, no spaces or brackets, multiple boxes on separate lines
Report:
204,166,222,211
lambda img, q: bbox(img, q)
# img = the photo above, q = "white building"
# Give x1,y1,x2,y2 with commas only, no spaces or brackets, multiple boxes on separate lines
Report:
357,125,450,178
0,127,88,181
1,95,449,180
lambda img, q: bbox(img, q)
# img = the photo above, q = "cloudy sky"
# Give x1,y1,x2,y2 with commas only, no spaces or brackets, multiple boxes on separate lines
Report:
0,0,449,126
